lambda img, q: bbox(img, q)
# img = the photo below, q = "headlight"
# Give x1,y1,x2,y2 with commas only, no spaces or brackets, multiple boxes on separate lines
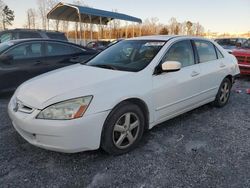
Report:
37,96,93,120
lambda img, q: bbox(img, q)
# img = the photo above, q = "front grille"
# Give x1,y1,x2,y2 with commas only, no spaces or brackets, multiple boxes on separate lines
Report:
235,56,246,63
15,100,34,114
247,57,250,63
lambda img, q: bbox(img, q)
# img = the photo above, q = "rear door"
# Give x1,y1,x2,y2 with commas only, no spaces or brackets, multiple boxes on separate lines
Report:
192,40,227,100
0,41,45,91
152,40,202,122
42,42,92,71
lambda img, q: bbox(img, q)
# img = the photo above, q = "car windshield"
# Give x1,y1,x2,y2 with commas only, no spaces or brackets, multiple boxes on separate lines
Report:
0,41,14,54
242,39,250,48
216,38,237,46
85,40,165,72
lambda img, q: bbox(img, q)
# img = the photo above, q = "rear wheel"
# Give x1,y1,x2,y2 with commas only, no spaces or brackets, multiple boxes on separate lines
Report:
213,78,232,107
101,102,145,155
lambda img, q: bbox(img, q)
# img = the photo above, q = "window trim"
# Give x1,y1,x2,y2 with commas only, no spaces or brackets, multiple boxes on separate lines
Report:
154,39,196,75
3,41,45,60
45,41,84,57
192,39,218,63
214,45,224,59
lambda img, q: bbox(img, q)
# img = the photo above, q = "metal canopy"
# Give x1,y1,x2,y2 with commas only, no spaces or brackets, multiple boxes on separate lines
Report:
47,2,142,24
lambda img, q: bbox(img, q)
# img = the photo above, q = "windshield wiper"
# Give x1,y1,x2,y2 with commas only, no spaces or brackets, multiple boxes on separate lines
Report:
92,64,118,70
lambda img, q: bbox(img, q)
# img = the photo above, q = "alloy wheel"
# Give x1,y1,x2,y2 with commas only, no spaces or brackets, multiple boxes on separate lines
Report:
112,112,140,149
219,82,230,104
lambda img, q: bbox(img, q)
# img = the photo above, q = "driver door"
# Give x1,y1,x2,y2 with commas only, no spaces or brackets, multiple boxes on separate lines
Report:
0,42,45,91
152,40,202,123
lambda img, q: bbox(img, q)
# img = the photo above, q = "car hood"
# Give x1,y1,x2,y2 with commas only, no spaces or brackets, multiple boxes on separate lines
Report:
232,48,250,56
222,45,236,50
15,64,130,109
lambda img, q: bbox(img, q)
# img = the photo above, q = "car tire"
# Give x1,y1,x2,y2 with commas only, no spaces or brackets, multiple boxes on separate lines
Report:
213,78,232,107
101,102,145,155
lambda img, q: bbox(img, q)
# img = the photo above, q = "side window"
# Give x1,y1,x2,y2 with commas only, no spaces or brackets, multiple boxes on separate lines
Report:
6,43,43,60
86,42,95,48
46,33,67,41
0,32,12,43
46,42,76,56
19,32,42,39
194,40,217,63
163,40,195,68
72,46,85,53
215,47,224,59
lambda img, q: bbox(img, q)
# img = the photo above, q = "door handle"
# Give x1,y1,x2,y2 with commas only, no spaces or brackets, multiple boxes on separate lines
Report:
191,71,200,77
70,57,80,63
34,60,42,65
219,63,226,68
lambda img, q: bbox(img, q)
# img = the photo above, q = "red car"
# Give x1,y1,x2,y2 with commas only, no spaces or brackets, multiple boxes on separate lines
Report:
232,39,250,75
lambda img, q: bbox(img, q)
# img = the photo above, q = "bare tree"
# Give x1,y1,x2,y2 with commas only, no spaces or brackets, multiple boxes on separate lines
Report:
47,0,60,30
186,21,193,35
109,9,121,39
0,0,5,30
168,17,180,35
159,26,169,35
26,8,37,29
142,17,160,36
37,0,47,29
193,22,204,36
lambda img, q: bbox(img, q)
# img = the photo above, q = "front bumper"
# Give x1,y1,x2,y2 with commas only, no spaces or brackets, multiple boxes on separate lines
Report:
8,97,110,153
239,64,250,75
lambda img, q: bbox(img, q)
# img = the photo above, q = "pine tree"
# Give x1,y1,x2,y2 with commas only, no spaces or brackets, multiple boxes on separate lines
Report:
2,5,15,30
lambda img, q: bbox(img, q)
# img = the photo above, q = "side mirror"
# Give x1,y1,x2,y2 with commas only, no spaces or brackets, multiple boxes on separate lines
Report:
236,42,241,47
0,54,13,64
161,61,181,72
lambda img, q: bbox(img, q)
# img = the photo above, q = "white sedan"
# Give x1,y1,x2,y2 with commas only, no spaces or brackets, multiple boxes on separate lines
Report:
8,36,240,155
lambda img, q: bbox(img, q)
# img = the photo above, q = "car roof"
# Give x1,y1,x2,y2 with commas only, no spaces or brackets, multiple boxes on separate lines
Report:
215,38,245,40
0,29,64,34
3,38,96,51
8,38,76,45
127,35,209,42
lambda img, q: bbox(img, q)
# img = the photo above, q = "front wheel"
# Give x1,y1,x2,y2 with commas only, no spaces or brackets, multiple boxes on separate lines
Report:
213,78,232,107
101,102,145,155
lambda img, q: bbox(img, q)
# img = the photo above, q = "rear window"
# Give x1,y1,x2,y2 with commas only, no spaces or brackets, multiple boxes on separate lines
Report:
0,33,12,43
46,42,80,56
0,41,14,53
194,40,217,63
19,32,42,39
216,39,237,46
6,42,43,60
46,33,67,41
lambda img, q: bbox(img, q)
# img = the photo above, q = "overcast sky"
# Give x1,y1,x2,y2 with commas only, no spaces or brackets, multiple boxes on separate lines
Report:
4,0,250,34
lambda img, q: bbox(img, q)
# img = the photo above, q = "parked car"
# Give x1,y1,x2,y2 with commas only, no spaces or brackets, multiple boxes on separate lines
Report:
86,40,111,51
215,38,247,53
8,36,239,155
106,38,124,48
0,29,68,43
0,39,97,93
232,38,250,75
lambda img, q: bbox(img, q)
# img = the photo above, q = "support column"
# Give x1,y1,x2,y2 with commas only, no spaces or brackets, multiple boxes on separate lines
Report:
99,17,102,39
47,19,50,30
125,22,128,38
132,23,135,37
78,13,82,45
89,15,93,40
139,23,142,36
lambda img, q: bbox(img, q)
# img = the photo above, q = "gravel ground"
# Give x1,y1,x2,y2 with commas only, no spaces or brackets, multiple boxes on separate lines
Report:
0,77,250,188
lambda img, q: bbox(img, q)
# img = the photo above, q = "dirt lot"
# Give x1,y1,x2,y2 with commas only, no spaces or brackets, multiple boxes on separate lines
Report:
0,77,249,188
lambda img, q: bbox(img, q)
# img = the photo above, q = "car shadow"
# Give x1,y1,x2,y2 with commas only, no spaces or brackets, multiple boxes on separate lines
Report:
0,91,14,100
